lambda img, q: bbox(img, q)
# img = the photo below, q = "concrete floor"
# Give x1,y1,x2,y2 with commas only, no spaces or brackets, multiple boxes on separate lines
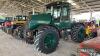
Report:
1,29,100,56
0,29,82,56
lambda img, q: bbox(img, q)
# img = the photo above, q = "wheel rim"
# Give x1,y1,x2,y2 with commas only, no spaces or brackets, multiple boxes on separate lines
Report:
44,33,57,49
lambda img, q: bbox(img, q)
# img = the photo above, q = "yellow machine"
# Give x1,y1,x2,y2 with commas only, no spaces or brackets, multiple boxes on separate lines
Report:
85,22,97,38
11,15,27,38
11,15,27,26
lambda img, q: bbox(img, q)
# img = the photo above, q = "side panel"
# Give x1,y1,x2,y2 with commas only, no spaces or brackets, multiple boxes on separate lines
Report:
71,22,85,28
54,21,71,29
28,13,52,30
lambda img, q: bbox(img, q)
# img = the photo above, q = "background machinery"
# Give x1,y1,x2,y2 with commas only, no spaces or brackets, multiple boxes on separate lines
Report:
85,21,97,40
79,36,100,56
2,17,12,34
11,15,27,39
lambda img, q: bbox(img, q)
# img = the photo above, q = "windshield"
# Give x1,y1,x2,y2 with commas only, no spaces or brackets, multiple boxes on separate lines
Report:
53,8,61,18
61,7,69,20
5,17,12,21
62,7,68,16
15,16,26,21
46,6,69,21
53,7,69,20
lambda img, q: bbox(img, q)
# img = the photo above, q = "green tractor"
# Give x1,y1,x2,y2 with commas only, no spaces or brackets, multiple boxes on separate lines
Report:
17,1,86,54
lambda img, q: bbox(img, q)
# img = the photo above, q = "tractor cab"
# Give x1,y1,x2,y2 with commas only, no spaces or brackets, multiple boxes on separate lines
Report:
46,2,70,22
11,15,27,30
12,15,27,26
14,15,27,21
4,17,12,28
46,1,71,29
5,17,12,22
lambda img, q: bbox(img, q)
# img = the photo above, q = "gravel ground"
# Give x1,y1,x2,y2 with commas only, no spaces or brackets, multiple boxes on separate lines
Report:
0,29,79,56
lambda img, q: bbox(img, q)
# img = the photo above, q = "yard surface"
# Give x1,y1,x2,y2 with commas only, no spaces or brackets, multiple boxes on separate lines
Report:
0,29,90,56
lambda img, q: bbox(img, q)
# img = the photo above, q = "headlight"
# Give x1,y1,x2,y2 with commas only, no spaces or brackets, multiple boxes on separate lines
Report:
67,29,71,32
11,22,14,25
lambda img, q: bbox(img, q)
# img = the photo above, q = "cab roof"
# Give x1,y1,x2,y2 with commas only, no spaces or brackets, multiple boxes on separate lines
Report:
46,1,70,9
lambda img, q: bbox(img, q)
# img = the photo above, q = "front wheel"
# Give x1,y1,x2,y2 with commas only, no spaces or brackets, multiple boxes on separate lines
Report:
71,24,86,43
34,26,60,54
13,27,23,39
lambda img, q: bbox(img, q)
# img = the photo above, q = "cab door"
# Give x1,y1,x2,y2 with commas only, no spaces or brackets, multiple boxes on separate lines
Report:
52,6,71,29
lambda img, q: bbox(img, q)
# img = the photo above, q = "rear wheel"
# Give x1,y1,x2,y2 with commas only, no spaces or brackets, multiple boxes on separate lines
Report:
71,24,86,43
13,27,23,39
6,28,12,34
13,29,17,38
24,28,34,44
34,26,59,54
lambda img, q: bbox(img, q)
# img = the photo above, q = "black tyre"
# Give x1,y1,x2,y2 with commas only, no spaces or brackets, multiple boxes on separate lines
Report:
71,24,86,43
11,29,14,36
34,26,59,54
18,27,24,39
13,29,17,38
3,27,6,32
23,28,34,44
13,27,23,39
6,28,12,34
